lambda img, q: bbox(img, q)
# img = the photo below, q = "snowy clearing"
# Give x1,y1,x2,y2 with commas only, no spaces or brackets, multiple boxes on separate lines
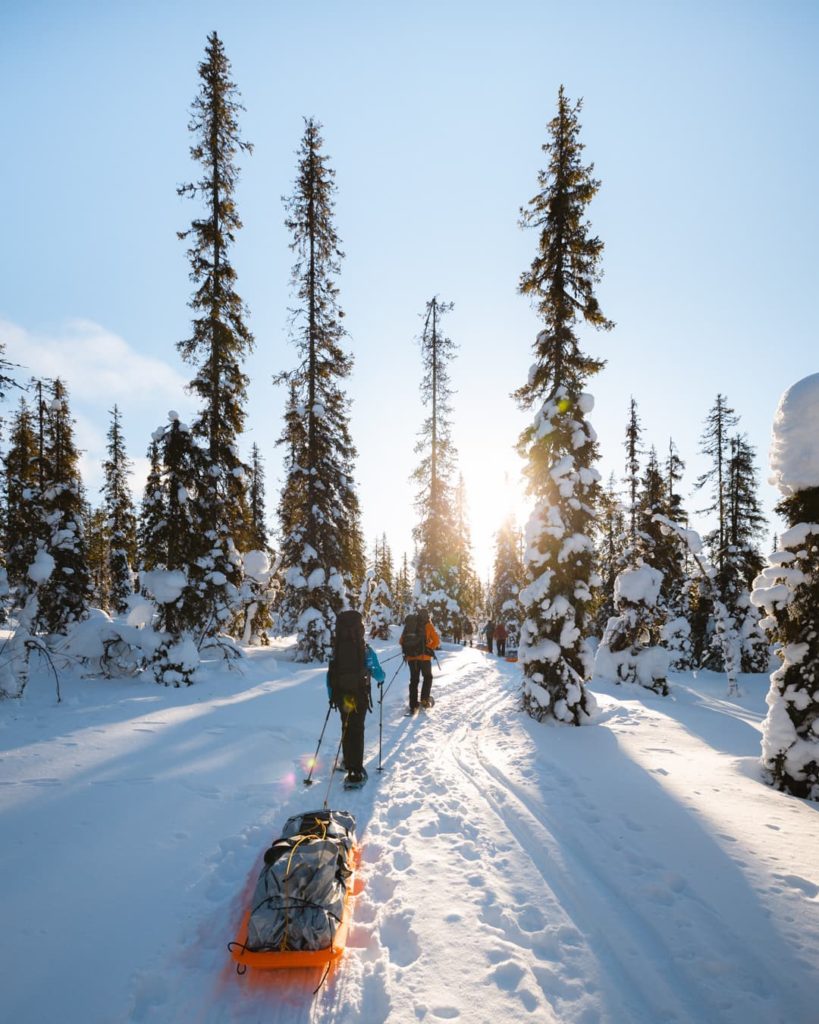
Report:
1,638,817,1024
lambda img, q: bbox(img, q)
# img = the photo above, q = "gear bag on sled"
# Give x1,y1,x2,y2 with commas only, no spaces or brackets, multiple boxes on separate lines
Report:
328,610,370,711
229,809,359,972
401,612,424,658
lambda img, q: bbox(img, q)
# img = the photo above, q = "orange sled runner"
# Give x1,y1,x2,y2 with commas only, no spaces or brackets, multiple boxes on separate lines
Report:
229,809,359,975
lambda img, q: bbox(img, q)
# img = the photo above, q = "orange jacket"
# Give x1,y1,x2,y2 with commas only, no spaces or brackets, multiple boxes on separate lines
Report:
494,623,508,641
401,621,441,661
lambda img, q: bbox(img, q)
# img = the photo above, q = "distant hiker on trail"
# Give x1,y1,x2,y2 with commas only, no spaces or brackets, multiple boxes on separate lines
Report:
400,607,441,714
327,610,385,789
494,621,508,657
462,617,473,646
484,620,495,654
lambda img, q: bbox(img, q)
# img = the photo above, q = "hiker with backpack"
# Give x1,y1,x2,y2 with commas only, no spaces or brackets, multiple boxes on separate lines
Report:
327,609,385,789
484,619,495,653
399,607,441,714
494,621,508,657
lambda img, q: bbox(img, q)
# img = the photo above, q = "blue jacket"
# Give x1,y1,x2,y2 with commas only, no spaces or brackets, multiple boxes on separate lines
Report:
326,644,385,701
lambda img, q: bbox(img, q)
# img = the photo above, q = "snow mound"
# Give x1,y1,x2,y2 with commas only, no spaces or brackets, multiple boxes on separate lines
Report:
614,564,663,607
769,372,819,495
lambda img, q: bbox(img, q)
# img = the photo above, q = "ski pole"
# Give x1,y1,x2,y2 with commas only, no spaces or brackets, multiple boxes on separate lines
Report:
377,680,384,773
303,704,332,787
323,714,348,810
381,658,405,700
379,651,404,664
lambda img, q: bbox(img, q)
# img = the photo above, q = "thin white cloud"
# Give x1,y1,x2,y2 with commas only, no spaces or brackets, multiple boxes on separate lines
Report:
1,317,187,404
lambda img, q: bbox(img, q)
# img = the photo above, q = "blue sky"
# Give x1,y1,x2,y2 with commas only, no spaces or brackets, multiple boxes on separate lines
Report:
2,0,817,578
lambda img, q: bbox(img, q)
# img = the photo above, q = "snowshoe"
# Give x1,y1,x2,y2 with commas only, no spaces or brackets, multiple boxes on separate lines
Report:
405,705,419,716
343,768,368,790
420,696,435,709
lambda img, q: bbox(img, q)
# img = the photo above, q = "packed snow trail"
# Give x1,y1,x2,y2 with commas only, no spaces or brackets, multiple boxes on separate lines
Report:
1,641,818,1023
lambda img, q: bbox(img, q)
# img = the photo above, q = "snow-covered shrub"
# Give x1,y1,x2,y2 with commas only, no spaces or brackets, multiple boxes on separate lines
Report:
593,563,669,695
238,549,277,646
152,633,200,687
357,570,374,621
750,373,819,800
368,578,393,640
295,606,333,663
54,608,149,678
421,588,460,640
141,567,200,685
662,615,692,672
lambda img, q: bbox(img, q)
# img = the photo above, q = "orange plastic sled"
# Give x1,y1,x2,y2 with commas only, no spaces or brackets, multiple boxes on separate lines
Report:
229,846,361,973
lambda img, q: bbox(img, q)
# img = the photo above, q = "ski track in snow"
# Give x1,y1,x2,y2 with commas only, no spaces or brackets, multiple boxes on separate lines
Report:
2,643,818,1023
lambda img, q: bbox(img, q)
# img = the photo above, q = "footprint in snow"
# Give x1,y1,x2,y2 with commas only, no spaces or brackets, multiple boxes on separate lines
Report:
775,874,819,899
386,800,421,825
360,962,391,1023
392,849,412,872
380,911,421,967
516,905,546,933
488,959,526,992
368,873,398,902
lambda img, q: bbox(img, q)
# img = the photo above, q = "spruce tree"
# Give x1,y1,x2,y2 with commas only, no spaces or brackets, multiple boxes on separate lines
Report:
275,382,308,635
591,472,628,637
393,553,413,623
452,474,480,622
695,394,739,578
145,414,202,684
138,436,165,574
491,513,524,625
753,370,819,797
637,447,677,591
35,379,92,634
86,505,111,611
754,488,819,798
624,397,643,549
3,398,40,603
102,405,137,615
177,30,253,635
411,296,461,632
247,443,269,552
515,86,612,724
278,118,364,661
725,433,768,672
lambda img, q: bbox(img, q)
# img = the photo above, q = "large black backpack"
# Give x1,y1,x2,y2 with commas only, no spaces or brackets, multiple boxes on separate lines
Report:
328,610,369,710
401,612,425,658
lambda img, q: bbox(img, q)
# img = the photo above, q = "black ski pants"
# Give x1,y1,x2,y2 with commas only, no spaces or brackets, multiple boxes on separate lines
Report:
497,639,506,656
408,658,433,709
340,698,366,773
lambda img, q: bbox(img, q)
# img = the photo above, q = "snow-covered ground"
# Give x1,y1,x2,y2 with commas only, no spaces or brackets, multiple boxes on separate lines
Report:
1,637,817,1024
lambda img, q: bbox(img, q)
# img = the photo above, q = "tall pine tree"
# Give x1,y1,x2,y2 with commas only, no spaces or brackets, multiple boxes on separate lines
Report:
3,398,40,604
177,31,253,635
102,405,137,615
247,443,269,552
695,394,739,579
623,397,643,550
515,86,612,724
277,118,364,661
411,296,461,631
35,379,92,634
491,513,524,625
